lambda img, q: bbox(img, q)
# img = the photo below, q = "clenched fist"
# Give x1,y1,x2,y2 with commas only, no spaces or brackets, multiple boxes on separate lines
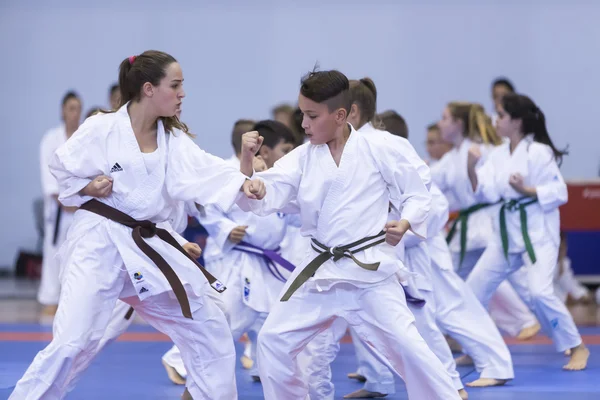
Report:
183,242,202,259
81,175,113,198
242,131,264,157
384,220,411,246
228,226,248,244
242,179,266,200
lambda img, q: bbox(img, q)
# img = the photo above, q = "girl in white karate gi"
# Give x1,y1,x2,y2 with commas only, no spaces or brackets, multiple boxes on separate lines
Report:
10,50,264,400
433,102,541,342
466,93,589,371
238,70,461,400
38,91,82,317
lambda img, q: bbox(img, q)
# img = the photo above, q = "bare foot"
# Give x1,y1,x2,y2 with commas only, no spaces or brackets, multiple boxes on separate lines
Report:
517,322,541,340
181,388,193,400
162,359,186,385
458,388,469,399
564,349,572,357
446,335,463,353
343,389,387,398
347,372,367,382
466,378,508,387
240,355,254,370
455,354,474,366
563,344,590,371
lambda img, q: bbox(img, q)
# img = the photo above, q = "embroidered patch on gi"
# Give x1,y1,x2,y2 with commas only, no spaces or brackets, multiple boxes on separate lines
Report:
244,277,251,300
211,281,226,293
133,272,143,280
551,318,559,329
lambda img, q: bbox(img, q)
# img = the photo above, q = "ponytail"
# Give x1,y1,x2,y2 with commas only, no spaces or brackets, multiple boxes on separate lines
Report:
468,104,502,145
349,77,382,129
447,102,501,145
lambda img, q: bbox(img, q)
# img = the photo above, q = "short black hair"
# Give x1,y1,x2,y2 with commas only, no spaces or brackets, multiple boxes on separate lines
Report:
492,77,515,92
300,68,351,113
254,120,296,150
62,91,80,107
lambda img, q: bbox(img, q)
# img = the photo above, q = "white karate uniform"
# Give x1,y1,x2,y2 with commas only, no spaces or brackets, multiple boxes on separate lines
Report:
427,185,514,381
466,135,582,353
38,125,75,306
199,201,295,378
94,200,207,382
10,105,248,400
201,155,240,277
432,138,538,336
237,125,460,400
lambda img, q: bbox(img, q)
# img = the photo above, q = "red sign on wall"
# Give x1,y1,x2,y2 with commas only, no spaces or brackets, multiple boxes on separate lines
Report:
560,181,600,231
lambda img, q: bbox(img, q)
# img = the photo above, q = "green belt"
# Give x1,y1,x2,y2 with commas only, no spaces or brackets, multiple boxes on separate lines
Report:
280,231,386,302
499,197,538,263
446,201,500,266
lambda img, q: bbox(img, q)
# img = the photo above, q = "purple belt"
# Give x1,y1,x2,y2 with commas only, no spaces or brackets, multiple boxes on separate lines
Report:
233,241,296,282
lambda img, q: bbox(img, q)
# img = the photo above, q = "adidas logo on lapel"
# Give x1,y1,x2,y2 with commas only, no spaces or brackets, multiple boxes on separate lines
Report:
139,287,149,294
110,163,123,173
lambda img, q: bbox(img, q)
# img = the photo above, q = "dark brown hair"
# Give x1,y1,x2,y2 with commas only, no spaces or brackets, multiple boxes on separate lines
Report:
378,110,408,139
501,93,567,163
349,78,379,128
300,68,351,113
117,50,191,136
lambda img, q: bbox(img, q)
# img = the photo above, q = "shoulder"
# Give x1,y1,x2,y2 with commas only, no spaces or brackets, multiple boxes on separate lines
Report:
358,128,411,153
528,140,554,159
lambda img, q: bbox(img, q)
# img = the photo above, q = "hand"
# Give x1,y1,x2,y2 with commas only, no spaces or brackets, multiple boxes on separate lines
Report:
508,173,533,196
242,179,266,200
228,226,248,244
467,145,482,169
81,175,113,197
253,155,267,172
183,242,202,258
242,131,264,157
384,220,410,246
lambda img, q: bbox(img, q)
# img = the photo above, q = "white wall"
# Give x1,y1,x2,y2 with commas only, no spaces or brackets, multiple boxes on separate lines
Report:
1,0,599,269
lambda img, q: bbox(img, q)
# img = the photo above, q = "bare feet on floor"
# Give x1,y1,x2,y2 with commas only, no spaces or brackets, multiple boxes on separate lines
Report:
162,360,186,385
347,372,367,383
466,378,508,387
181,388,192,400
517,323,541,340
343,389,388,398
240,355,254,370
563,344,590,371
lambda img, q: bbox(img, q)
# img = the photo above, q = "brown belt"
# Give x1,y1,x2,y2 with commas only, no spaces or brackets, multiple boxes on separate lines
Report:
80,199,226,320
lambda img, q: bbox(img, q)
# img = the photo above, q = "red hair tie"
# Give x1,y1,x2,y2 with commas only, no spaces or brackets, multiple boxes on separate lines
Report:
128,55,136,65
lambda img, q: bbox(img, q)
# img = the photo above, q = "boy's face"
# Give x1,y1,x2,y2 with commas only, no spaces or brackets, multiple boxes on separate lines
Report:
259,139,295,169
